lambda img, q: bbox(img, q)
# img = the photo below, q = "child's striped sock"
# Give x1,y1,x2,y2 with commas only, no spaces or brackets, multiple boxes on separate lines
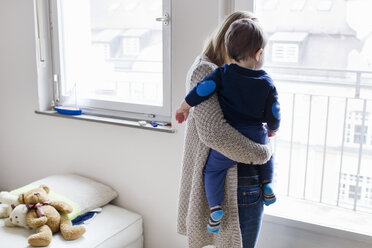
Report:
263,183,276,206
207,205,224,234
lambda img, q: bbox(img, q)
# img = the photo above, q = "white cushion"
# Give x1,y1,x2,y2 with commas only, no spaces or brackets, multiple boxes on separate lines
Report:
13,174,118,218
0,204,143,248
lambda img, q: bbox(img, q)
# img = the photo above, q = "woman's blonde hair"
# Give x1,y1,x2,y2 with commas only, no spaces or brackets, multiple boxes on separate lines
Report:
202,11,257,66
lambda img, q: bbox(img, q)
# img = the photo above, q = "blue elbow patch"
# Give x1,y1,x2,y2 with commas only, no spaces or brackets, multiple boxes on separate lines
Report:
272,102,281,120
196,80,216,97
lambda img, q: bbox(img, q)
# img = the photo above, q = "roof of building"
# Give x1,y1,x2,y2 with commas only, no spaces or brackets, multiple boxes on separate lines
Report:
92,29,122,42
269,32,309,42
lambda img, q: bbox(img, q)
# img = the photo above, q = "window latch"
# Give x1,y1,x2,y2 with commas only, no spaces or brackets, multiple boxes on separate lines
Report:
156,13,170,25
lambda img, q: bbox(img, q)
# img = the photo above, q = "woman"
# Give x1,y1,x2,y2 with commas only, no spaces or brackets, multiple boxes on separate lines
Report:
177,11,272,248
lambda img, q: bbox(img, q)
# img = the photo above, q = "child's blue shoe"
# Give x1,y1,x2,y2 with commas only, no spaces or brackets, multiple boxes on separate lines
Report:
211,210,223,221
207,224,220,234
207,205,224,234
263,183,276,206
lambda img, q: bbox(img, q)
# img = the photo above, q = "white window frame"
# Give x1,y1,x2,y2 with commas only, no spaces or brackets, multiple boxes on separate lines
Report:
49,0,172,121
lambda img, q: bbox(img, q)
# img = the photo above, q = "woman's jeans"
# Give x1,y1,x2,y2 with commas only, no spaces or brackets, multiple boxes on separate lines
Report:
238,174,264,248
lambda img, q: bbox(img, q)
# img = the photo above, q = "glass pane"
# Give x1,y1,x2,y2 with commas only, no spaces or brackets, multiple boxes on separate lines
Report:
58,0,163,106
255,0,372,98
251,0,372,213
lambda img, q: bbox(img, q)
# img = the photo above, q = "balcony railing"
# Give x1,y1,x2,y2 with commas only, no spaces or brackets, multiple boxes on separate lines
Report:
266,65,372,214
266,65,372,99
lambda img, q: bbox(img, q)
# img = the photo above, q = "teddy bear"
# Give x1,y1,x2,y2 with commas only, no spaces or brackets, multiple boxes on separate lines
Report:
0,191,20,218
18,184,86,247
4,204,31,229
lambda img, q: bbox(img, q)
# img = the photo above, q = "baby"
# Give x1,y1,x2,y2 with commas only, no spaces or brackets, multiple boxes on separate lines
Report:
176,18,280,233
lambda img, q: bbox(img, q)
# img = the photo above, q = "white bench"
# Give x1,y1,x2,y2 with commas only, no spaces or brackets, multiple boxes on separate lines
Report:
0,204,143,248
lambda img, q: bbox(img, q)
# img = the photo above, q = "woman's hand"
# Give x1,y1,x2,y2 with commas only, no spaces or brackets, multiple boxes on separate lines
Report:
175,100,191,123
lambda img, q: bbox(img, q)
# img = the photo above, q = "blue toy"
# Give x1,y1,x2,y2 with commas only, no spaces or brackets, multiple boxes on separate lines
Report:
54,106,82,115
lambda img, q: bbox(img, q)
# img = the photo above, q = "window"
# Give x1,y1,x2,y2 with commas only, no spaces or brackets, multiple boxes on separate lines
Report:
346,111,370,146
50,0,171,121
122,38,140,56
252,0,372,217
272,43,299,63
354,125,368,144
268,32,308,64
346,111,370,147
349,185,361,200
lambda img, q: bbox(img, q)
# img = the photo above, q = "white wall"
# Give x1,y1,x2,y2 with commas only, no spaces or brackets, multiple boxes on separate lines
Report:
0,1,370,248
0,1,217,247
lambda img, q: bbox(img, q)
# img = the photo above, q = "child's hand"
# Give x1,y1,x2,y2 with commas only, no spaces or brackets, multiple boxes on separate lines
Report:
175,100,191,124
264,124,277,137
268,130,277,137
175,108,189,123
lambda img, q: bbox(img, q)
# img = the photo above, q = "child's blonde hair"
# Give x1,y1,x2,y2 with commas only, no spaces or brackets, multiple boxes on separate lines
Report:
202,11,257,66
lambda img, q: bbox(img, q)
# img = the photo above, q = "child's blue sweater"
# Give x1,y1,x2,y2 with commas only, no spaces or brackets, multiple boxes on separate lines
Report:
185,63,280,131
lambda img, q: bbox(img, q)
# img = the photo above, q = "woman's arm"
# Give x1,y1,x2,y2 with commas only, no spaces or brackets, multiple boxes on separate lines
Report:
189,63,272,164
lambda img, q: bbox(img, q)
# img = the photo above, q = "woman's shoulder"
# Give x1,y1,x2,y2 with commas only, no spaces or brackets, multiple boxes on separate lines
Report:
187,55,218,81
193,55,218,72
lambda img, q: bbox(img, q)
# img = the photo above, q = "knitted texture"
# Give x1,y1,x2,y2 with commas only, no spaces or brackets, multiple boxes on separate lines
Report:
177,55,272,248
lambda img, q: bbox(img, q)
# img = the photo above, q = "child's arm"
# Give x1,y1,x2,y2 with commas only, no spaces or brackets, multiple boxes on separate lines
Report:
186,67,222,107
264,81,281,136
184,79,218,107
176,67,223,123
175,100,191,123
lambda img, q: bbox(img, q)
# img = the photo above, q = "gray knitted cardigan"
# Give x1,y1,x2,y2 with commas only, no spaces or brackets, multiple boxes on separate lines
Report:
177,55,272,248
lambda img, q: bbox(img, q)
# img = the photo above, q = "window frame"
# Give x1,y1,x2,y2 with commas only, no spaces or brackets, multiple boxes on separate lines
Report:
49,0,172,122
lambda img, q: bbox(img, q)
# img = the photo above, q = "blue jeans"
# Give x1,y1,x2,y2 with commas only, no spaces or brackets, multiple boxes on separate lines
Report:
238,175,264,248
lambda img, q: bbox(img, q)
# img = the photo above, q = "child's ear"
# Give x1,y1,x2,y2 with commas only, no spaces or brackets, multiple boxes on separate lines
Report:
255,48,263,62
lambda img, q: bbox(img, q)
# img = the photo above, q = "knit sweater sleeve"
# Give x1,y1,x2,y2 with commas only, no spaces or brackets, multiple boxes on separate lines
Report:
189,62,272,164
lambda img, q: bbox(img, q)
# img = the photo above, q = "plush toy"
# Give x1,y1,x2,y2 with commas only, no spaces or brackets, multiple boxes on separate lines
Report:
4,204,31,229
0,204,12,219
18,185,86,247
0,191,20,218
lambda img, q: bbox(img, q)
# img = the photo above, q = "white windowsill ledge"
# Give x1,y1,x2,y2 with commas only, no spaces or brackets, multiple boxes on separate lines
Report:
263,196,372,244
35,110,175,133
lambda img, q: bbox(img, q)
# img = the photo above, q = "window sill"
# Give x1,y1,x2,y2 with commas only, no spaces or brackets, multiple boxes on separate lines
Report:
263,196,372,244
35,110,175,133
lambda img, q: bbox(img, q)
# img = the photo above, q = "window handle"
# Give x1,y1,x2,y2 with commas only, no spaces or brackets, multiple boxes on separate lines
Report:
156,13,170,25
